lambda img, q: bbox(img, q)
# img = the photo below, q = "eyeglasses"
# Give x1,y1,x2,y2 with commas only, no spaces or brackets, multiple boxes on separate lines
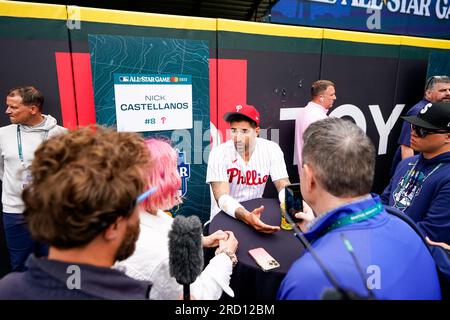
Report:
136,186,157,205
425,75,450,91
411,124,449,138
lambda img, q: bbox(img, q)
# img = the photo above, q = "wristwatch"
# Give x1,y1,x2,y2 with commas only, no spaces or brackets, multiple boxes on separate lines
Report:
215,247,238,268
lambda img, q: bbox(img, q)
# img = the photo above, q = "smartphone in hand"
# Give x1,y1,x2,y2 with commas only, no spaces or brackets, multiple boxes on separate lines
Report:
285,183,303,223
248,247,280,272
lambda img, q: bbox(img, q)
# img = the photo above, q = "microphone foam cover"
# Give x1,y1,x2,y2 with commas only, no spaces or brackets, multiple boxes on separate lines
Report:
168,215,204,285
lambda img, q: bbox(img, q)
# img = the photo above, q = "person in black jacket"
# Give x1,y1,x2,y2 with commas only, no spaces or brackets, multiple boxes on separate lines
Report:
0,126,153,299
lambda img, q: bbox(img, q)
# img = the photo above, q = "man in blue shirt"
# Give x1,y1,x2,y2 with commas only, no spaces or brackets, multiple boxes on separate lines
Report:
382,102,450,245
278,118,440,300
382,102,450,299
390,75,450,176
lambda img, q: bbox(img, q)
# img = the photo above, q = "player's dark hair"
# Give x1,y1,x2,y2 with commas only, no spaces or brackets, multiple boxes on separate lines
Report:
227,114,257,128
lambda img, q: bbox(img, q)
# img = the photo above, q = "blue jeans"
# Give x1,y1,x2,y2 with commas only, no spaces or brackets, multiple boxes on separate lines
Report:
2,212,48,272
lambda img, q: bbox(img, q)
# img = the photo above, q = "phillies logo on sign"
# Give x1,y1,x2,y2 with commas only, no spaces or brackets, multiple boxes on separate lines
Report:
177,150,190,197
227,168,268,185
236,105,243,112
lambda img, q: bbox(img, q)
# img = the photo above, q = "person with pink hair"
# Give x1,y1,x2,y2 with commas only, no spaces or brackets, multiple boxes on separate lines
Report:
116,138,238,300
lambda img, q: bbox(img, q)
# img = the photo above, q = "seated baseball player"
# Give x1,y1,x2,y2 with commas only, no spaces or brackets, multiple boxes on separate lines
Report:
206,104,291,233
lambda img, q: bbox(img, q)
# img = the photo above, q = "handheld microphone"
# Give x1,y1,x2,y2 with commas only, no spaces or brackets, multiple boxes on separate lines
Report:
168,215,204,300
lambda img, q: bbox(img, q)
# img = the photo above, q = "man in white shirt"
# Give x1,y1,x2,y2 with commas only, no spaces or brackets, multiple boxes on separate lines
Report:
0,86,66,271
206,104,290,233
295,80,336,172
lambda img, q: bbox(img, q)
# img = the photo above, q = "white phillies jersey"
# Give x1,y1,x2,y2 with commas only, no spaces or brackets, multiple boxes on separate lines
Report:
206,138,289,220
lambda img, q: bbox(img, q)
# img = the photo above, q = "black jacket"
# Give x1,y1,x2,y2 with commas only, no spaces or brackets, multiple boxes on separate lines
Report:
0,255,152,300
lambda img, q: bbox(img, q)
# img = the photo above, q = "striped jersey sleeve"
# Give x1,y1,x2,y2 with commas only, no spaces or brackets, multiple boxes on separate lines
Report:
206,145,229,183
268,141,289,182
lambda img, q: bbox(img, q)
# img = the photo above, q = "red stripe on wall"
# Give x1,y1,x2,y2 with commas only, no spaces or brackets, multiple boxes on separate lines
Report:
209,58,217,145
55,52,77,129
72,53,96,126
55,52,96,128
216,59,247,143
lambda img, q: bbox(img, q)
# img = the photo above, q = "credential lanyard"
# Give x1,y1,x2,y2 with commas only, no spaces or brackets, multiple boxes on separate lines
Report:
17,125,49,166
325,202,383,234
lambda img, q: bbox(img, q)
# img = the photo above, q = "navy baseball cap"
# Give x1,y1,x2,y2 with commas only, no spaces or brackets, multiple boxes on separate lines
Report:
402,102,450,131
223,104,260,126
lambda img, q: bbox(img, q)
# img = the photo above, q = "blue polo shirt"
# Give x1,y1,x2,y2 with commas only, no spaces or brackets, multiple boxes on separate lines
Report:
0,255,152,299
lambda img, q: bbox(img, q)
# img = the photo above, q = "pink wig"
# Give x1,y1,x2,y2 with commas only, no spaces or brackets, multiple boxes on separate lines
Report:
143,138,182,213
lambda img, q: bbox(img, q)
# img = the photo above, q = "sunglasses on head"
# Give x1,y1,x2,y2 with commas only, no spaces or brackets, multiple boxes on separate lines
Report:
411,124,449,138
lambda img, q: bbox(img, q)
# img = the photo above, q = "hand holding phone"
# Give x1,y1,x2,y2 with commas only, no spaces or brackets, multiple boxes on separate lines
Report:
285,183,303,223
248,247,280,272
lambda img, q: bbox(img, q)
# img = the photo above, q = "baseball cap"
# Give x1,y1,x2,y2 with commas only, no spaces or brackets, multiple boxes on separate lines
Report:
223,104,260,126
402,102,450,130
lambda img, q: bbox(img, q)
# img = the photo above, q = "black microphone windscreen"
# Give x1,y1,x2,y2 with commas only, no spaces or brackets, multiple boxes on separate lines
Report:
168,215,204,285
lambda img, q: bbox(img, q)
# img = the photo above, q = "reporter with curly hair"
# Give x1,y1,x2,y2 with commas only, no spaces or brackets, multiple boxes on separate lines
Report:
0,126,153,299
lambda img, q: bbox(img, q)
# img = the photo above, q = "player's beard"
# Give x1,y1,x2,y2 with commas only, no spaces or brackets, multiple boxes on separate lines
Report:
114,219,140,262
235,142,247,155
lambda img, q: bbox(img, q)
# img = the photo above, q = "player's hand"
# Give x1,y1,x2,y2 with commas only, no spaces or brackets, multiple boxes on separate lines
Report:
294,201,315,233
217,231,238,254
245,205,280,234
202,230,228,248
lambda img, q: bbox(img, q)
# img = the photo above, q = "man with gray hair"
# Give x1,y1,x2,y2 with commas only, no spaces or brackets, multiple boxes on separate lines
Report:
390,75,450,175
278,117,440,300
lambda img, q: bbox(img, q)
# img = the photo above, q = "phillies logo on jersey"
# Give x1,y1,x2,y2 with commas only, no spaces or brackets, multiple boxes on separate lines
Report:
227,168,268,185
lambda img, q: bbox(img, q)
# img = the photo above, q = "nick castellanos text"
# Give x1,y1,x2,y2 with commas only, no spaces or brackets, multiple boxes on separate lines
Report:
120,102,189,111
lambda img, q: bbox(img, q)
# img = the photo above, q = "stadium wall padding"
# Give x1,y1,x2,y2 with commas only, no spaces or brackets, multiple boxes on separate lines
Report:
1,0,450,222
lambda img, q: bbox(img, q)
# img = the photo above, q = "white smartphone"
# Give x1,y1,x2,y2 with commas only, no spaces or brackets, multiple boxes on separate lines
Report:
248,247,280,272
